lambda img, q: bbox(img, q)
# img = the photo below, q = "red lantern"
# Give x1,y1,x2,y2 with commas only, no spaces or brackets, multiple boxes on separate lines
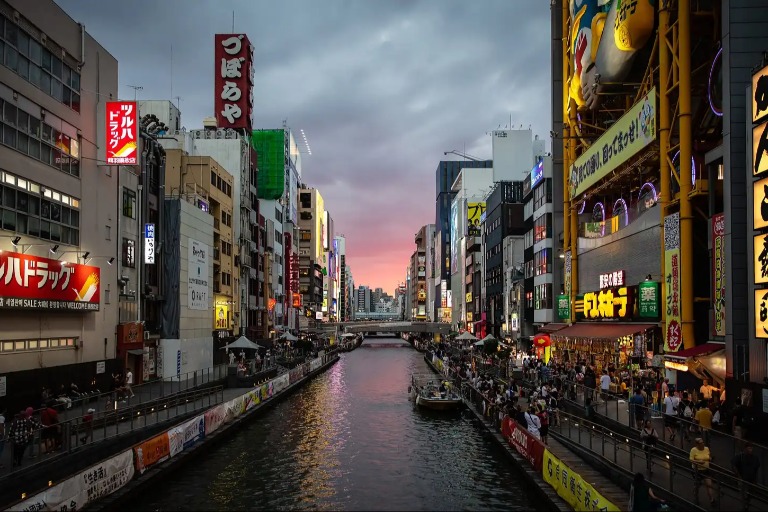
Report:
532,334,551,348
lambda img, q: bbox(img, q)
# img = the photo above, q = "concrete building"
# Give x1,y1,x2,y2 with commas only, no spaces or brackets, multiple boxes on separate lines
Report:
298,186,325,325
160,198,214,378
137,100,180,133
411,224,434,321
434,159,493,323
163,150,239,346
0,0,121,408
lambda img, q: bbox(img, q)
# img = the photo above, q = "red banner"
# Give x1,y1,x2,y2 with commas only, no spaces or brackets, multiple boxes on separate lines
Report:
105,101,138,165
0,251,100,311
214,34,253,130
501,416,545,472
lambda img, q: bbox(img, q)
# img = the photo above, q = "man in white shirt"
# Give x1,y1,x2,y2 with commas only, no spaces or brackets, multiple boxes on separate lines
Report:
125,370,135,398
525,406,542,440
600,370,612,400
663,391,680,441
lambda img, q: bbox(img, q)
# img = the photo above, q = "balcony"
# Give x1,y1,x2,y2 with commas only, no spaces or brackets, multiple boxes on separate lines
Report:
214,219,220,231
213,248,221,262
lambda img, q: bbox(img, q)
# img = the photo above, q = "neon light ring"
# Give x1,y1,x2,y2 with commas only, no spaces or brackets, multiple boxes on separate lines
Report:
593,202,606,237
613,198,629,227
639,182,658,203
672,150,697,188
708,47,723,117
578,200,586,215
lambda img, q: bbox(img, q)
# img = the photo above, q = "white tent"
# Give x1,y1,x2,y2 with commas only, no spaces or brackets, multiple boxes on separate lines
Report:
220,335,262,351
339,333,356,338
455,331,477,341
280,332,299,342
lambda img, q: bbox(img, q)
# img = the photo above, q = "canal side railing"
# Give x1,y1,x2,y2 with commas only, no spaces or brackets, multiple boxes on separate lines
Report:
4,352,339,512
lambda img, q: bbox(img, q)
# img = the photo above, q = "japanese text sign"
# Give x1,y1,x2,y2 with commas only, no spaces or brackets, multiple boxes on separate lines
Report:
577,286,634,320
557,294,570,321
105,101,138,165
569,88,657,199
0,251,100,311
712,213,725,336
756,289,768,339
638,280,660,319
467,202,485,237
752,63,768,124
501,417,544,472
664,212,682,352
598,270,625,289
144,223,155,265
214,34,253,130
542,448,620,511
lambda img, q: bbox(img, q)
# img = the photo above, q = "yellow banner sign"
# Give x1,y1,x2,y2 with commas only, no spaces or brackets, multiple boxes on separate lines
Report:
214,303,230,330
664,213,683,352
467,202,485,237
542,449,620,511
569,88,657,200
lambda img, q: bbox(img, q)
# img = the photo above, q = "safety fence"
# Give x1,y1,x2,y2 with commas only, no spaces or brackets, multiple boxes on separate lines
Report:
6,353,336,512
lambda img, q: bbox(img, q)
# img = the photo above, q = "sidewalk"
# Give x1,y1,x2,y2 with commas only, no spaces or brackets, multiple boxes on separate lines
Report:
0,366,235,479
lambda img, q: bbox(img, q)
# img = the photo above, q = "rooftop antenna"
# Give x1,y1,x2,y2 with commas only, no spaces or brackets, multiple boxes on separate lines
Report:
232,11,235,31
174,96,181,111
170,45,173,106
126,85,143,101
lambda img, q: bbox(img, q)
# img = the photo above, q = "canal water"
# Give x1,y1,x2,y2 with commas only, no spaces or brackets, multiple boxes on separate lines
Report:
133,337,539,511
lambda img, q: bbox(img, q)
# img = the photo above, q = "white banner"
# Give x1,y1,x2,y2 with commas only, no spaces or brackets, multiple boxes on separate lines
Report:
309,357,322,372
168,424,185,458
9,450,134,511
272,374,290,393
225,395,244,422
181,415,205,450
204,404,228,436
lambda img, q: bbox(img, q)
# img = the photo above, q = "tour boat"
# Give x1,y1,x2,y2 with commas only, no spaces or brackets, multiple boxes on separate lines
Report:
409,374,462,411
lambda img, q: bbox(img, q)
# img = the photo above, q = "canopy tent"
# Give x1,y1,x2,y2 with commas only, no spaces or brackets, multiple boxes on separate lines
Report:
455,331,477,341
473,340,485,347
480,334,496,342
220,335,263,351
279,332,299,342
339,333,356,338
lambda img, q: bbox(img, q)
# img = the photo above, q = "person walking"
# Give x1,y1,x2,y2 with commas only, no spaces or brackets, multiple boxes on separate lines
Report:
690,437,716,505
524,405,542,441
663,391,679,441
628,472,665,512
641,420,659,474
124,369,135,398
731,442,760,510
8,410,39,468
629,389,645,430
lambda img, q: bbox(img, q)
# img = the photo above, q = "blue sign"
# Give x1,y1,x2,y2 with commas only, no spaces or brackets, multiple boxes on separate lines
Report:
144,223,155,238
530,159,545,188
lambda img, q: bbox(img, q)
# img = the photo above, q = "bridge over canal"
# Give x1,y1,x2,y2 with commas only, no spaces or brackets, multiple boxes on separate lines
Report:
323,321,451,335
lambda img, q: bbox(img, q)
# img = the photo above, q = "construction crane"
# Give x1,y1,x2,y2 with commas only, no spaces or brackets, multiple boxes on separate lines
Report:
443,150,483,162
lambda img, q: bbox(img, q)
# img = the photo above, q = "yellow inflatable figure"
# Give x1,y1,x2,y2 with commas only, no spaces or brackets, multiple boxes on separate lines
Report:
569,0,656,111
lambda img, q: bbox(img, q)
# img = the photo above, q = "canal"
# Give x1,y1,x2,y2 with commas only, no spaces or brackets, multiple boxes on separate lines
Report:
133,337,540,511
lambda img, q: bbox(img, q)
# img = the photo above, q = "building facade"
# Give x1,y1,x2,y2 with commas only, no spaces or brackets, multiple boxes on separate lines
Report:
0,0,122,409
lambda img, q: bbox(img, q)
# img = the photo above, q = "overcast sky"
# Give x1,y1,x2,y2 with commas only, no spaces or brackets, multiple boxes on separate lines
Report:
56,0,552,294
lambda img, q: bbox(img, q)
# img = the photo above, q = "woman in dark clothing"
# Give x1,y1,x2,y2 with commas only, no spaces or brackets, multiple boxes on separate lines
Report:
629,472,664,512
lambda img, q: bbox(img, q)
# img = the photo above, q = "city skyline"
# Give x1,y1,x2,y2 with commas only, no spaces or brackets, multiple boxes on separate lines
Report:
55,0,552,293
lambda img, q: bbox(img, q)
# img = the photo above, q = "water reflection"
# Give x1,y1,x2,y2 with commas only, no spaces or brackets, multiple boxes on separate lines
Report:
134,338,538,511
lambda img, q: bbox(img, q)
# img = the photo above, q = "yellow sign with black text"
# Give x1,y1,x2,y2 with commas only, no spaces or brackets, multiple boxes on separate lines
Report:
542,449,620,511
214,304,230,330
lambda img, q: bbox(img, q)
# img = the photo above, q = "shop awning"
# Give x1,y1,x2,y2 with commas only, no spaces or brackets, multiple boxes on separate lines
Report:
538,323,569,333
126,349,146,355
663,342,725,361
551,323,657,340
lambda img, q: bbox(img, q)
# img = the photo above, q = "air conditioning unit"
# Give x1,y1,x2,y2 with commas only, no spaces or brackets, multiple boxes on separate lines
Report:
216,129,225,138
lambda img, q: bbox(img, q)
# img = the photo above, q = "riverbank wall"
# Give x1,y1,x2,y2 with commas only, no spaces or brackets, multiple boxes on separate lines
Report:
423,354,570,512
6,352,340,512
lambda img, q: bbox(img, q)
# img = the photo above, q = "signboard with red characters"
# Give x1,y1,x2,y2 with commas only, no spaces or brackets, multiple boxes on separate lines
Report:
214,34,254,130
0,251,100,311
106,101,138,165
501,416,545,472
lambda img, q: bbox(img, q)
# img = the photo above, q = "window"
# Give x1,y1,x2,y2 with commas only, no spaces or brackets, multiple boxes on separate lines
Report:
533,179,552,210
526,291,533,309
211,171,216,185
0,337,77,353
1,15,81,111
533,213,552,243
0,170,80,245
534,248,551,276
0,97,80,176
534,283,553,310
122,188,136,218
122,238,136,268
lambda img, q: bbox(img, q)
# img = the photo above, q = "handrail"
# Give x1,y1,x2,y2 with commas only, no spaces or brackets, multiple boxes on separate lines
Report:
1,385,225,480
552,409,768,510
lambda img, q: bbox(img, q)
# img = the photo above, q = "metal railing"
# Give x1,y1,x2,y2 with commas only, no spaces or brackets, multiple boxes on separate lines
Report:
556,377,768,489
551,409,768,510
1,385,225,479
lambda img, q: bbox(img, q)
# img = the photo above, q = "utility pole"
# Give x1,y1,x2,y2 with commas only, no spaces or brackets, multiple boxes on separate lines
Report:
126,85,143,101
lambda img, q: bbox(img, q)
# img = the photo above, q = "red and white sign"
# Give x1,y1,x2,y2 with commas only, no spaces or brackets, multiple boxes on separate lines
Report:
0,251,100,311
214,34,253,130
105,101,138,165
501,416,545,472
598,270,625,289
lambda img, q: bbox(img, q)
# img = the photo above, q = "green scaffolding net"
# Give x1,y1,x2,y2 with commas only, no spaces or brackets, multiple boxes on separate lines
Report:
251,129,285,200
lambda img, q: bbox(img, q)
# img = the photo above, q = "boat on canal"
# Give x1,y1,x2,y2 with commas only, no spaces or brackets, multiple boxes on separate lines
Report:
409,374,462,411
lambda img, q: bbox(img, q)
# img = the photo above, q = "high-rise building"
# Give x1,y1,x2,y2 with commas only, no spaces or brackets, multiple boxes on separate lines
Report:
297,186,325,325
0,0,122,407
434,159,493,322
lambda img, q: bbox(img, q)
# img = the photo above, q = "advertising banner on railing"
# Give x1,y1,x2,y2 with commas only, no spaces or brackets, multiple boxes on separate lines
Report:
272,373,290,393
10,449,134,511
542,448,620,511
204,403,228,436
259,382,273,401
310,357,322,372
243,388,262,411
168,414,205,457
133,432,171,474
225,395,244,421
500,417,544,472
289,366,303,384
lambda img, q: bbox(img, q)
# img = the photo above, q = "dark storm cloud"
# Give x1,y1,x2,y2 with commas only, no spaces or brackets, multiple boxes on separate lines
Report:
56,0,552,292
